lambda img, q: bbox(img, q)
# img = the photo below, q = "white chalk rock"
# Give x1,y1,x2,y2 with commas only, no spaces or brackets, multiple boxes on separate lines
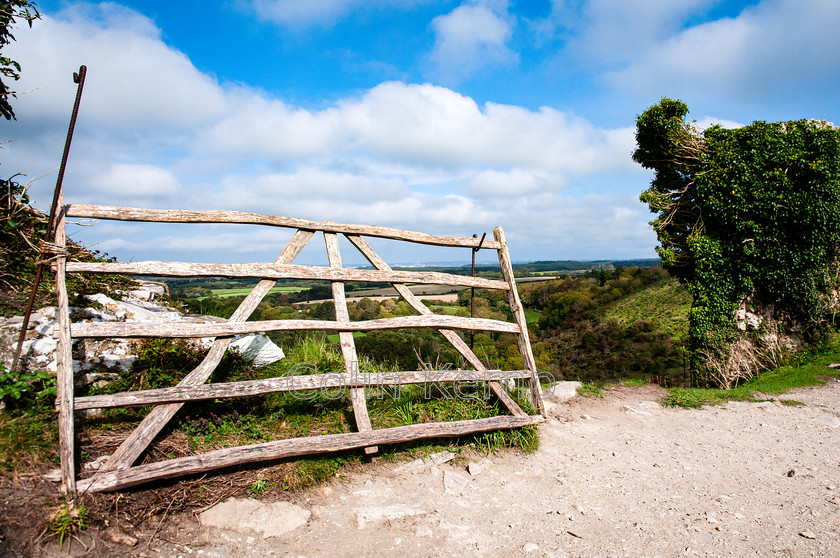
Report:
231,333,285,368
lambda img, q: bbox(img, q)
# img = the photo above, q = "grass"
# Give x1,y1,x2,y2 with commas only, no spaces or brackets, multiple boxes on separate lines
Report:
577,382,604,398
326,331,366,343
620,378,647,386
76,333,540,498
665,351,840,408
604,276,691,338
524,309,542,324
0,409,58,474
206,285,305,299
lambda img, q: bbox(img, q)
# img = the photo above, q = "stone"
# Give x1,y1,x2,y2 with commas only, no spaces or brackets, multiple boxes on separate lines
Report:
104,528,138,546
814,415,840,427
413,525,433,537
355,506,425,529
395,458,427,474
545,381,582,402
443,470,470,495
199,498,310,538
428,451,456,466
231,333,285,368
624,405,652,417
85,293,182,323
638,400,661,411
523,542,540,553
467,461,483,476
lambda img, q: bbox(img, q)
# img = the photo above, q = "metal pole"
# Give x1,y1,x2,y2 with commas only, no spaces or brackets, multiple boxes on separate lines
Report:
469,232,486,350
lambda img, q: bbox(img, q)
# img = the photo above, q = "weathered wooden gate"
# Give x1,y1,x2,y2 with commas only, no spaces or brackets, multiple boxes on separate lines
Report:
53,201,545,494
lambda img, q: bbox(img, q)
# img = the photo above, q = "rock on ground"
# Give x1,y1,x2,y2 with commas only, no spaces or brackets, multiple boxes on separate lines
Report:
199,498,310,538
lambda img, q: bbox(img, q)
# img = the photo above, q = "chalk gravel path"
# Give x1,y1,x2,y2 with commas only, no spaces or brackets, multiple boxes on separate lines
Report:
95,381,840,557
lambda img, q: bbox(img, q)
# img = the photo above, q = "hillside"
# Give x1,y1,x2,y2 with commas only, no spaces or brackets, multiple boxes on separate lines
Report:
604,275,691,339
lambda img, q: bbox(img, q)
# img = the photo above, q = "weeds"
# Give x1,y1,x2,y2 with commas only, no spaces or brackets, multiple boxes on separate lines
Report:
0,362,56,410
577,382,604,398
248,479,272,497
45,500,88,548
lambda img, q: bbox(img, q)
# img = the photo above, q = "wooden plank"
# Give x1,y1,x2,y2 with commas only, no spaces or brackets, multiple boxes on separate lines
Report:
54,204,76,494
65,204,501,250
98,230,315,473
494,226,545,416
71,314,521,339
324,232,376,454
65,260,509,290
77,415,543,493
346,235,527,418
75,367,534,410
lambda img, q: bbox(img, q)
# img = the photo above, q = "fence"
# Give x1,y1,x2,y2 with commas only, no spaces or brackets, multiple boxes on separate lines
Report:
52,202,546,494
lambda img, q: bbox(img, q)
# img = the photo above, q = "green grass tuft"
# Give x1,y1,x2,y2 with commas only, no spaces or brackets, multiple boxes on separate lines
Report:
665,351,840,408
577,382,604,398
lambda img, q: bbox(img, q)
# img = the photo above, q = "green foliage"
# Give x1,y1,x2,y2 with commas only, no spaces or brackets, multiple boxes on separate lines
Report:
0,362,55,409
1,0,40,120
0,174,47,300
248,479,273,497
356,329,462,370
0,175,133,317
636,98,840,386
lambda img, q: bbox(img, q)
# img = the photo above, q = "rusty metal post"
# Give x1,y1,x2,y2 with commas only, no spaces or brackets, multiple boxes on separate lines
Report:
469,232,486,350
10,65,86,373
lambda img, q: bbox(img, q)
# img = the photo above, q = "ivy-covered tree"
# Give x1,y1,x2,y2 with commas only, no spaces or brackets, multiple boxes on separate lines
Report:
1,0,40,121
635,99,840,387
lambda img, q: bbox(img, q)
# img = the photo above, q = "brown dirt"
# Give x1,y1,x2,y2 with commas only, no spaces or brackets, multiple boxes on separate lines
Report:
4,380,840,557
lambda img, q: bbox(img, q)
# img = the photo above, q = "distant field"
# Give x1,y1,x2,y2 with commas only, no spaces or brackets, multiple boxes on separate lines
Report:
327,332,366,343
516,275,561,282
524,309,541,324
348,284,466,298
209,286,305,298
604,276,691,338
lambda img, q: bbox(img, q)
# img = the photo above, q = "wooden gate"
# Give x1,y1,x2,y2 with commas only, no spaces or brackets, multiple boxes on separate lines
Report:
53,201,545,494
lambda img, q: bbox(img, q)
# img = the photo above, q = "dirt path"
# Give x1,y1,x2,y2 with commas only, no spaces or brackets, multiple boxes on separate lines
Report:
33,381,840,557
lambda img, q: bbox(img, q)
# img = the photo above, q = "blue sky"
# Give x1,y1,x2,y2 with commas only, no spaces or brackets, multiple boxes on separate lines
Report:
5,0,840,266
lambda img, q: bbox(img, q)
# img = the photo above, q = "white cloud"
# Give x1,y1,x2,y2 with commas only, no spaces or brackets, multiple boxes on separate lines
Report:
463,169,560,197
202,81,637,174
7,4,226,130
606,0,840,107
560,0,715,63
90,163,180,198
427,2,516,82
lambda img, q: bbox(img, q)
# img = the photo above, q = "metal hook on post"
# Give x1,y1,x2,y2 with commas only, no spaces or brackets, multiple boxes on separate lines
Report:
469,232,486,350
10,65,86,373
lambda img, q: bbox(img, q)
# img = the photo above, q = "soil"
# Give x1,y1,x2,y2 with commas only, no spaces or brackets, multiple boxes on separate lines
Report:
4,380,840,557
